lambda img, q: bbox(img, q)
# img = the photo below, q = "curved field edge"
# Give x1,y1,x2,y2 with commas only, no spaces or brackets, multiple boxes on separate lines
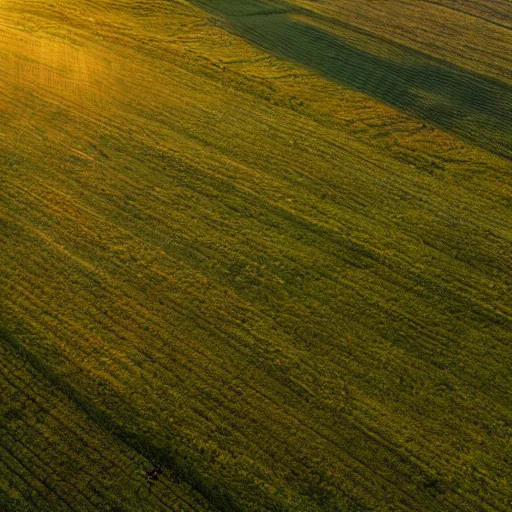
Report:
192,0,512,160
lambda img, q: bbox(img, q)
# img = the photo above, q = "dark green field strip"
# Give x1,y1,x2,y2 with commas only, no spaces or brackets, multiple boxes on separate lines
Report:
259,0,512,87
192,0,512,159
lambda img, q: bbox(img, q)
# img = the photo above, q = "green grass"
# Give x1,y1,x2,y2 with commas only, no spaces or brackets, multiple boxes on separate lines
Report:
1,0,511,510
194,0,512,159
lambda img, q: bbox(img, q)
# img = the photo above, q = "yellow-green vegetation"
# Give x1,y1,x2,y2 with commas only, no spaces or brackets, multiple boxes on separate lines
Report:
194,0,512,159
0,0,511,510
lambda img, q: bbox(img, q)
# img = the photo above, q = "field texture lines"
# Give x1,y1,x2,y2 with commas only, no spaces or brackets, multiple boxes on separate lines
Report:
1,0,511,511
194,0,512,160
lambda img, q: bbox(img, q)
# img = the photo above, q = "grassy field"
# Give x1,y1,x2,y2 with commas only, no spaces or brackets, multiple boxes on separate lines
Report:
1,0,511,510
194,0,512,159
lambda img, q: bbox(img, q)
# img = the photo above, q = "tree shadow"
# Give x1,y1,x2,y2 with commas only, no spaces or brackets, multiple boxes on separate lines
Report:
195,0,512,159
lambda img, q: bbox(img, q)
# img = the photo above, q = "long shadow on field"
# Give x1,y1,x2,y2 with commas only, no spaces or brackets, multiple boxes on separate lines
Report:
194,0,512,159
0,324,242,512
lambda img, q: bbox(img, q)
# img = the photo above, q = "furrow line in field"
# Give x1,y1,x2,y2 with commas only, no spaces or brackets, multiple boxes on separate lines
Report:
2,273,439,509
0,442,77,511
0,428,101,510
1,326,226,511
422,0,512,30
0,452,49,511
0,361,211,512
2,184,510,416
